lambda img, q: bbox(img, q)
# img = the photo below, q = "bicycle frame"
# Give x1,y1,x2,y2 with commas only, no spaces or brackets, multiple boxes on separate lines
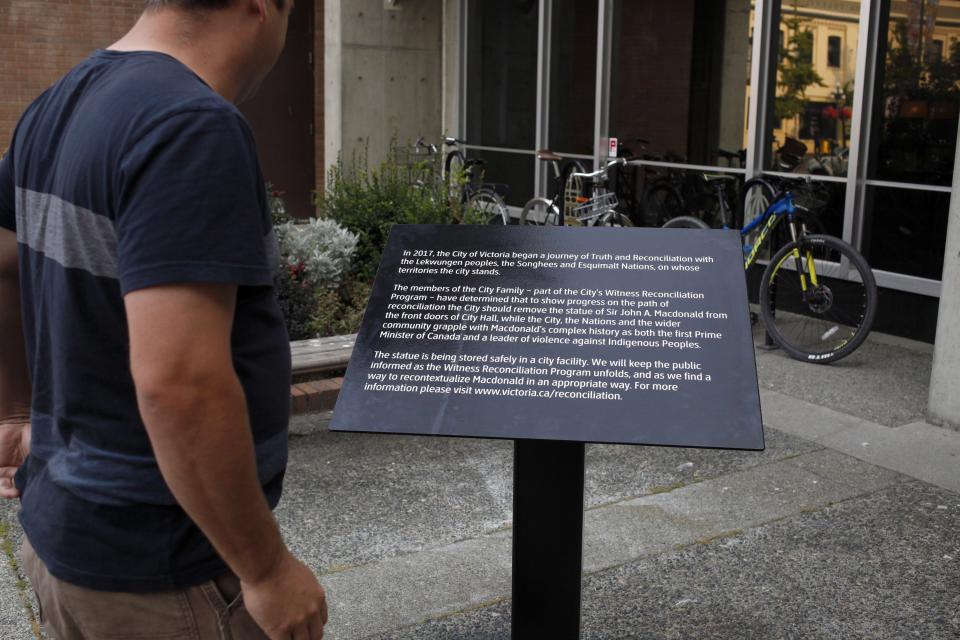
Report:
741,191,824,303
741,191,795,270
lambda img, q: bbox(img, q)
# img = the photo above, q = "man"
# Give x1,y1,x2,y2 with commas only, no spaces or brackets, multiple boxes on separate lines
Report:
0,1,327,638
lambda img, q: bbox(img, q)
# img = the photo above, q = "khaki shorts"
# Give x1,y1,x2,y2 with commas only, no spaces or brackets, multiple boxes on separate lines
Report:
20,538,268,640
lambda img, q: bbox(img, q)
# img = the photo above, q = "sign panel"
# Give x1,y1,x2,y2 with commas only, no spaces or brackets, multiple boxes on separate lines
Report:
331,225,763,450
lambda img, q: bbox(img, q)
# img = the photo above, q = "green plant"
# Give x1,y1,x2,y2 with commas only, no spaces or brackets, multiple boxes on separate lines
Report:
309,278,373,337
315,141,463,280
275,218,358,290
270,189,366,339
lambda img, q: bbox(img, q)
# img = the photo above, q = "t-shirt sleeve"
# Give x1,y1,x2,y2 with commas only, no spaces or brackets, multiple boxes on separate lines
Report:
115,109,274,295
0,147,15,232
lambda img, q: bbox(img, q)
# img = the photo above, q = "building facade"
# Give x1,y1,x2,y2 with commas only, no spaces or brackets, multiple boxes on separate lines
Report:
1,1,957,425
0,0,326,218
441,0,959,345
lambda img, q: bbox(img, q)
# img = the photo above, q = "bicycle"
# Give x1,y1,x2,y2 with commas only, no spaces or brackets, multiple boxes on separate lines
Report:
520,158,632,227
516,149,586,225
612,138,685,227
404,137,511,225
662,175,877,364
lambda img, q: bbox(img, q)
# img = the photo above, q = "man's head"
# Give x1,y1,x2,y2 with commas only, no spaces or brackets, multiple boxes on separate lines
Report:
143,0,286,11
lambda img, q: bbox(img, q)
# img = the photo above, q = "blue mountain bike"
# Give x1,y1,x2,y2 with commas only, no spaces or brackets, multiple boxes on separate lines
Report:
663,175,877,364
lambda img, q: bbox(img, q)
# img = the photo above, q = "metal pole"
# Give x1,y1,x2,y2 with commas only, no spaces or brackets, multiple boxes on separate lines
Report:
511,439,586,639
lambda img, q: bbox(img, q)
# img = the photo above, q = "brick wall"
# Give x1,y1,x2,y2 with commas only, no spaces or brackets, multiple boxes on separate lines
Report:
0,1,324,201
0,1,145,148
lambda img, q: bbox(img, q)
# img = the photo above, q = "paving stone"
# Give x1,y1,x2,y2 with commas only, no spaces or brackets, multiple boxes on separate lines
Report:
374,481,960,640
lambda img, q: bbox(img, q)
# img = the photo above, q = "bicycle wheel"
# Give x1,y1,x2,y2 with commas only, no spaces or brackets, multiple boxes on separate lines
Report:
739,177,775,229
444,151,466,201
643,183,685,227
661,216,710,229
465,190,510,225
595,211,634,227
760,234,877,364
519,197,559,226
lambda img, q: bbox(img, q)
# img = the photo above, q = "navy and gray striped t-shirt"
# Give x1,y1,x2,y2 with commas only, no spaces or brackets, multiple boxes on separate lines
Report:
0,49,292,591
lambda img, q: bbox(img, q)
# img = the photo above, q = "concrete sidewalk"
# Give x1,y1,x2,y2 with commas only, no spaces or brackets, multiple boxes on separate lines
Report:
1,330,957,639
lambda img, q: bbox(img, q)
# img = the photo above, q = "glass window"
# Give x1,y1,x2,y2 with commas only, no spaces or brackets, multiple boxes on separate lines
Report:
868,0,960,187
468,149,536,208
862,186,950,279
828,35,842,68
930,38,944,62
766,1,860,177
548,0,597,155
608,0,753,166
465,0,539,149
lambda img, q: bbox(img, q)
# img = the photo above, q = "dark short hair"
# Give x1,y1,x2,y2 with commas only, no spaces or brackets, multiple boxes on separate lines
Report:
144,0,285,11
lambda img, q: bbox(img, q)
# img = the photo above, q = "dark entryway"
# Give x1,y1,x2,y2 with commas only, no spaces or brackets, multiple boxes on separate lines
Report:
241,1,316,218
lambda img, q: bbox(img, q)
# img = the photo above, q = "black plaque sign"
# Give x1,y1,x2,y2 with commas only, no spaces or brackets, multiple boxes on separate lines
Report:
331,224,763,451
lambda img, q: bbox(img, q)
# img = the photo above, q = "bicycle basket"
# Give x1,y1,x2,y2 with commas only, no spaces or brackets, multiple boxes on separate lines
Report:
571,192,619,220
564,174,585,216
791,182,831,211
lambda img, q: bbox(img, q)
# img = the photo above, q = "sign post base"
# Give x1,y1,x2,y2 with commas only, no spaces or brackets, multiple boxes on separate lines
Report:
511,439,585,639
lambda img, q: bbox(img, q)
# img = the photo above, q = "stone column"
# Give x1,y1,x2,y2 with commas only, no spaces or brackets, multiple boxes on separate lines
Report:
928,121,960,431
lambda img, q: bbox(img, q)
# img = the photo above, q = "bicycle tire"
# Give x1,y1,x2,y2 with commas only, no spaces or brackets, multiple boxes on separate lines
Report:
661,216,710,229
739,177,775,230
519,197,559,226
759,234,877,364
595,211,633,227
444,150,465,181
643,183,685,227
444,150,466,201
465,190,510,225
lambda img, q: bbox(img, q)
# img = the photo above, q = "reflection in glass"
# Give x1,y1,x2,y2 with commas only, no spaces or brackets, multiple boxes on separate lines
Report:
870,0,960,186
862,186,950,279
465,0,539,149
767,1,860,176
549,0,597,155
609,0,752,167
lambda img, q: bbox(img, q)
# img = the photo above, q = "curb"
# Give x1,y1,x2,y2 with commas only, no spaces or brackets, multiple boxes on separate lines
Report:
290,377,343,415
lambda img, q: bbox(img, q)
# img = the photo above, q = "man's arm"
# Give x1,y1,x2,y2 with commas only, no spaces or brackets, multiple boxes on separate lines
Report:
125,283,326,640
0,227,31,499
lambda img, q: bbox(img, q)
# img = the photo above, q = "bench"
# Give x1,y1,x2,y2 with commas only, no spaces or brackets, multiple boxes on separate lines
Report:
290,333,357,376
288,334,356,415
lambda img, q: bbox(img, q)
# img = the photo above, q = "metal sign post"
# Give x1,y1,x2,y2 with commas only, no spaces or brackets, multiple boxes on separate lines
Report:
511,439,586,639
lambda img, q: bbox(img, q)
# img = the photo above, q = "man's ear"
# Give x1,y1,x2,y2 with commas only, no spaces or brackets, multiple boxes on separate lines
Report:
249,0,268,22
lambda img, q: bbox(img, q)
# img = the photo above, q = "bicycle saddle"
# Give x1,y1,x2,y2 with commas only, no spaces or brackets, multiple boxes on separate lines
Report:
702,174,737,184
536,149,563,162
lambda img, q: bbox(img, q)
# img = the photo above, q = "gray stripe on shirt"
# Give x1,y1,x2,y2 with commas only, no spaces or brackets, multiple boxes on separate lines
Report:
264,226,280,273
15,188,118,279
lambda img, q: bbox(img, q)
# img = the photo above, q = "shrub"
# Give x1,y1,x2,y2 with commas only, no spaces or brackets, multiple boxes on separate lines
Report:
270,191,364,339
316,142,462,280
274,265,318,340
309,278,372,337
275,218,358,291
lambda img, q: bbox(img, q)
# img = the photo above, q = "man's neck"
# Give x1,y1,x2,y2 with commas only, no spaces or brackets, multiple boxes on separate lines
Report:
109,11,246,103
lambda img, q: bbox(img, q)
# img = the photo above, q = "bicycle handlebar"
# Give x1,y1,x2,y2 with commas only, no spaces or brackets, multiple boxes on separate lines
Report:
569,158,626,181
